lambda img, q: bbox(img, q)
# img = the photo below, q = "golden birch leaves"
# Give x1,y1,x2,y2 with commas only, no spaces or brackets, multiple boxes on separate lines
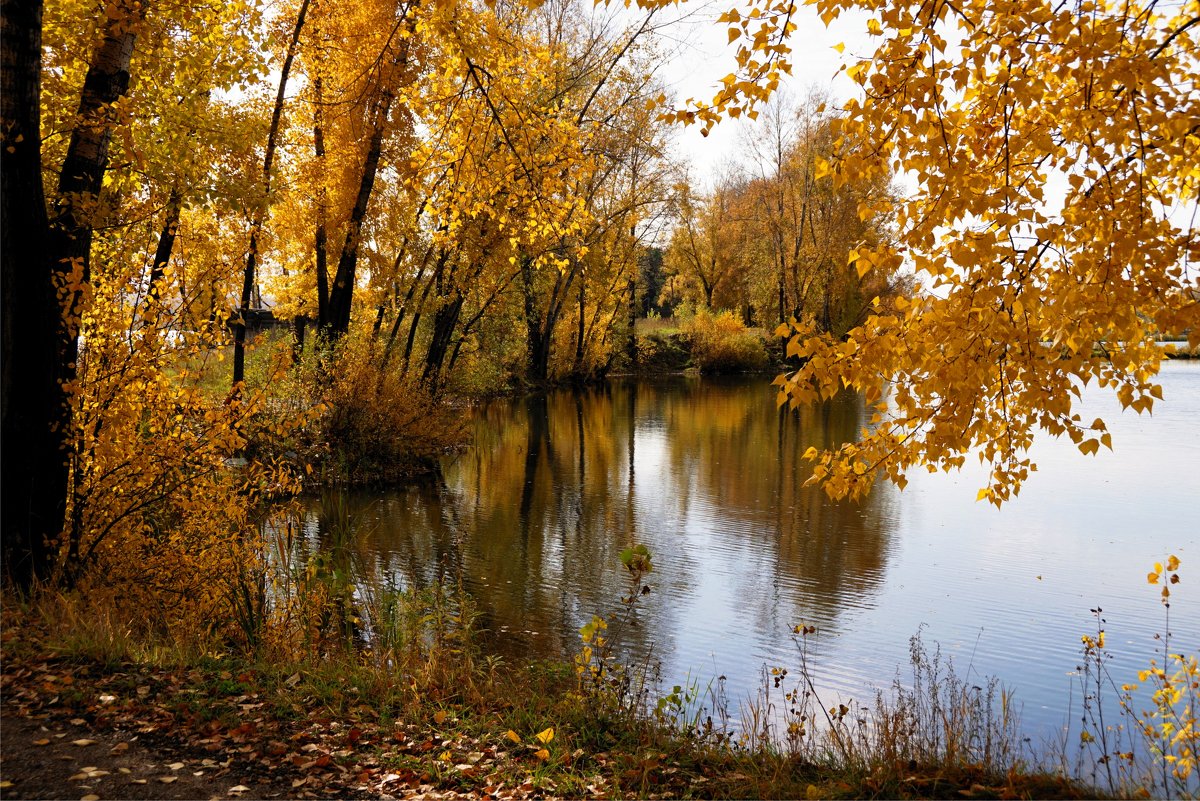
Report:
777,0,1200,504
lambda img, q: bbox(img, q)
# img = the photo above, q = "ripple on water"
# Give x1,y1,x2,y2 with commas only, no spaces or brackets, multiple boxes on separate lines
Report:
315,364,1199,748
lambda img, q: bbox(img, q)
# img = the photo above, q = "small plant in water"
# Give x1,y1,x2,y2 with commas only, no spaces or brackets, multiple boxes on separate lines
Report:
574,543,656,712
1073,555,1198,799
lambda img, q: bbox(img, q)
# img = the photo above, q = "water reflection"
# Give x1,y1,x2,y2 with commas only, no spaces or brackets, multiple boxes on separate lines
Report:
281,364,1200,747
303,377,896,678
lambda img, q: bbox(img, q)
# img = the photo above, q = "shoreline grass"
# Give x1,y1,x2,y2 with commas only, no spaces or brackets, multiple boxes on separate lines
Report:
2,590,1104,800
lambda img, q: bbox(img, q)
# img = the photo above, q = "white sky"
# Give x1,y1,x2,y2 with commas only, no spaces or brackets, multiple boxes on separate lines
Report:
649,1,875,183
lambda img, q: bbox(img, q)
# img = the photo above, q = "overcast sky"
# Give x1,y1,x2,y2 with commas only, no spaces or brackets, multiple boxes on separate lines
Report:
650,1,875,182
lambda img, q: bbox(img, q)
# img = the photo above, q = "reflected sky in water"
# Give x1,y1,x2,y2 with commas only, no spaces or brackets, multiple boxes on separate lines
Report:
307,361,1199,744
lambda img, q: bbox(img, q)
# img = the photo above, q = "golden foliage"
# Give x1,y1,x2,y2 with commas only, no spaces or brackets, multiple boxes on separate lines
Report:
777,0,1200,503
683,309,771,373
248,331,466,485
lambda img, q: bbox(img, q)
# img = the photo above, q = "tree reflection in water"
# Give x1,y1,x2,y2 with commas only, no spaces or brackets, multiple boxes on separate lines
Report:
299,376,896,700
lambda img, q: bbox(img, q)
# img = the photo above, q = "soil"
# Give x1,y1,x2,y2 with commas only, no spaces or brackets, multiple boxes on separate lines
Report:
0,710,297,800
0,623,556,801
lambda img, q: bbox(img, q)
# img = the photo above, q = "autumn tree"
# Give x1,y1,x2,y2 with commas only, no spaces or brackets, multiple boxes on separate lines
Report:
2,0,59,588
777,0,1200,504
662,174,751,311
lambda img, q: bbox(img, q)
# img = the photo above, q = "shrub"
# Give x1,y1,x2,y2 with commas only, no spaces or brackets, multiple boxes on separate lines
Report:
247,330,467,485
637,330,690,371
682,310,770,374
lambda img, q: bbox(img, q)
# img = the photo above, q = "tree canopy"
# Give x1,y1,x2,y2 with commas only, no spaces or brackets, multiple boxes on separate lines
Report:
1,0,1197,591
775,0,1199,504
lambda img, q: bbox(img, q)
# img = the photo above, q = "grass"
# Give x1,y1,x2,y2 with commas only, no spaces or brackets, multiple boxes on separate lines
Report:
2,576,1107,800
11,542,1193,799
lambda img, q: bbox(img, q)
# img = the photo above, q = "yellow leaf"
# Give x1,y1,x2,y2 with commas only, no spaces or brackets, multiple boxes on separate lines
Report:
534,748,550,761
505,729,521,743
433,710,448,725
1167,555,1180,571
727,27,741,43
535,727,554,744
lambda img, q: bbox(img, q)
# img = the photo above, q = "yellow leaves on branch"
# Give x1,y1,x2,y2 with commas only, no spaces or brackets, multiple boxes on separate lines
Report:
654,0,800,131
777,0,1199,504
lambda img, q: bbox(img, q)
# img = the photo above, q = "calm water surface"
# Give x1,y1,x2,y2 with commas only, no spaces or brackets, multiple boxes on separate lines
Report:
315,361,1199,745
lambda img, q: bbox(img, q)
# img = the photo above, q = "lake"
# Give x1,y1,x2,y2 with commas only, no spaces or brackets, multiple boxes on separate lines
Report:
304,360,1199,752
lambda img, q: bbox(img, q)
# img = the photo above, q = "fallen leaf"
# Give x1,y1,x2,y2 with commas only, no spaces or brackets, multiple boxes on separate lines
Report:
534,748,550,761
159,775,178,784
167,762,185,770
228,785,251,795
81,795,100,801
504,730,520,744
433,710,448,725
535,727,554,744
33,738,50,746
110,742,129,754
0,781,12,789
72,739,96,747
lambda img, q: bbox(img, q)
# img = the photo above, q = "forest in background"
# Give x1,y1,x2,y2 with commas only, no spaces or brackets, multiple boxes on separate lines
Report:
2,0,912,601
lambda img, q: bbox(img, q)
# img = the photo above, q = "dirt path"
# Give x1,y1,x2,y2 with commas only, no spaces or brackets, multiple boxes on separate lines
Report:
1,710,295,800
1,631,550,801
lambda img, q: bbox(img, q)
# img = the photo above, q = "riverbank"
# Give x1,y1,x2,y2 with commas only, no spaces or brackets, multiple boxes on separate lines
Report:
1,602,1100,800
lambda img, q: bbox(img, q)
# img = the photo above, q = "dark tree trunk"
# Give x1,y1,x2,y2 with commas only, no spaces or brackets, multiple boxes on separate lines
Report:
382,257,430,367
521,256,548,383
626,274,638,369
1,0,62,588
47,0,145,583
313,75,330,327
777,271,786,325
573,280,585,373
49,0,144,357
420,292,463,393
325,90,393,337
292,315,307,362
522,254,576,384
232,0,311,390
144,186,182,318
